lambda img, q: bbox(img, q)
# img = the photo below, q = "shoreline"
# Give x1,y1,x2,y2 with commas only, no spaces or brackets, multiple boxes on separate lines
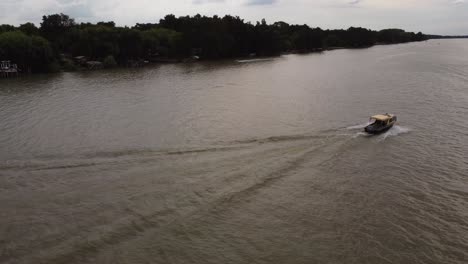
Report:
1,41,430,79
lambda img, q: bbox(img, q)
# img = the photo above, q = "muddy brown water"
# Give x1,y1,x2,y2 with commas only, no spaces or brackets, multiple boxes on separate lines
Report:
1,39,468,264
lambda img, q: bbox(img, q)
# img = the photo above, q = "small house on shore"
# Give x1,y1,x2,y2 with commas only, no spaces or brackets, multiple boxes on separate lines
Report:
73,56,88,66
1,60,19,78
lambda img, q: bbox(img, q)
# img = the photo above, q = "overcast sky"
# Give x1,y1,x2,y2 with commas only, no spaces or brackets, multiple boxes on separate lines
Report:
0,0,466,35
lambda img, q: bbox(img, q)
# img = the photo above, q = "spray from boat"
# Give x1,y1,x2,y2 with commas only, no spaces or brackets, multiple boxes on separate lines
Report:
346,122,410,139
379,126,411,140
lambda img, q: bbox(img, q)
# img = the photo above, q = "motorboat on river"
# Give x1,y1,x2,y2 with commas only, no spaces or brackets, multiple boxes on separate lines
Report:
364,114,397,134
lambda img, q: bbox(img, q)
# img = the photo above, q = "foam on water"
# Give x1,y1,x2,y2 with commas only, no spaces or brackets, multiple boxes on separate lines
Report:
378,125,411,140
352,132,371,138
345,121,411,140
346,122,371,130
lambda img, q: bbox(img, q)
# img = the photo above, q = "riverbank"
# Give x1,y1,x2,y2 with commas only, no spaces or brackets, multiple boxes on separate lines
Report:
2,41,425,78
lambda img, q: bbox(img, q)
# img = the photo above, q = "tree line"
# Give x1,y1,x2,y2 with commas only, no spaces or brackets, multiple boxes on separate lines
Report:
426,34,468,39
0,13,427,73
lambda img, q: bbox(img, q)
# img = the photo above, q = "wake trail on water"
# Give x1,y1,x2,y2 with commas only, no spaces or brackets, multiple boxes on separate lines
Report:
3,123,414,264
345,122,411,140
0,132,333,172
346,122,371,130
1,124,410,172
2,132,349,264
236,58,274,63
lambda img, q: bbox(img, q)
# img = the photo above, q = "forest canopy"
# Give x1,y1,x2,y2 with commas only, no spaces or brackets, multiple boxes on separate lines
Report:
0,13,427,73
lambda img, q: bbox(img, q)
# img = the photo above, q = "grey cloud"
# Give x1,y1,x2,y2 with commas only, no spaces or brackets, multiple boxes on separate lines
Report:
245,0,277,6
193,0,225,4
56,0,77,4
33,0,94,18
64,3,94,18
0,0,466,35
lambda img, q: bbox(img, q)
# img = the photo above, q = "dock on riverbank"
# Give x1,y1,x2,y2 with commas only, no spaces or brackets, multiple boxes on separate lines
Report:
1,61,19,78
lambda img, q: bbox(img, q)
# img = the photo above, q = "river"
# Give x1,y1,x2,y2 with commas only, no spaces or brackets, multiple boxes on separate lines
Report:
1,39,468,264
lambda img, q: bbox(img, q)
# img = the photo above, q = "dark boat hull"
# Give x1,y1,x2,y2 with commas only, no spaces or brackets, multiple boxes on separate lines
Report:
364,124,394,134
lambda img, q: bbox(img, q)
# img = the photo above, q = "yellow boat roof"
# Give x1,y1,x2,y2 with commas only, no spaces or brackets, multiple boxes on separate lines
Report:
371,114,393,121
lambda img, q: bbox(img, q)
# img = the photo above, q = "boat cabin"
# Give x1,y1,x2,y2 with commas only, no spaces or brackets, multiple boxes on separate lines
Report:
370,114,396,126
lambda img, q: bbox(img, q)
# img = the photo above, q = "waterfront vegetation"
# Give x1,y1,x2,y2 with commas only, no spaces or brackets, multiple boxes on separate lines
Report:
0,13,428,73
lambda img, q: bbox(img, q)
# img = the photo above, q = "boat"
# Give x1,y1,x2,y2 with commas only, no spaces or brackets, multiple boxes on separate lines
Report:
364,113,397,134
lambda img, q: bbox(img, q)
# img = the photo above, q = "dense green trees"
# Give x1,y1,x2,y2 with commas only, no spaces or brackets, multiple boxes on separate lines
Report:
0,31,54,72
377,29,426,43
0,13,428,73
